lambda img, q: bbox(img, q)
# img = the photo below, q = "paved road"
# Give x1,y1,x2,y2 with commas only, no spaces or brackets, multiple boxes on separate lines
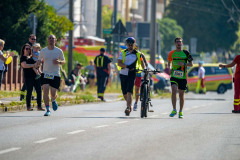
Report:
0,90,239,160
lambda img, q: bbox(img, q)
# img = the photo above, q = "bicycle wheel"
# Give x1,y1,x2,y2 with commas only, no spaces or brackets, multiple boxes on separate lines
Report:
141,83,148,118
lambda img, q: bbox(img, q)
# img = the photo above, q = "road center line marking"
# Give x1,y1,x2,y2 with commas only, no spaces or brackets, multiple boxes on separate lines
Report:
34,138,57,144
67,130,85,135
116,121,128,124
0,148,21,155
94,125,109,128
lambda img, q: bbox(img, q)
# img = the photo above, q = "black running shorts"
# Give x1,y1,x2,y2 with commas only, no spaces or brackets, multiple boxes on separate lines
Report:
170,77,187,90
41,73,61,89
120,71,136,95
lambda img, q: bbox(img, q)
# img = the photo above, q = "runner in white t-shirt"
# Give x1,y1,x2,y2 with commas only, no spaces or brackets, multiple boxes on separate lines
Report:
38,35,65,116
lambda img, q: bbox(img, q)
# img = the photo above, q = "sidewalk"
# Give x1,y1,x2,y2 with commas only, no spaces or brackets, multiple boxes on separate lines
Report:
0,93,122,113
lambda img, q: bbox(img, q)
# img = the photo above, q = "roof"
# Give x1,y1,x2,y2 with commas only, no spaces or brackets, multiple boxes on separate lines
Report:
86,36,105,42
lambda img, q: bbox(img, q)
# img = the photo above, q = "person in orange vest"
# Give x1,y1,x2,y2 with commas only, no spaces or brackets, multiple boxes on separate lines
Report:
219,55,240,113
94,48,111,101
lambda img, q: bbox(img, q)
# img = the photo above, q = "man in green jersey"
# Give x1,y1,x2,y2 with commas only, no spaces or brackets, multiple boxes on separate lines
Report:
167,37,193,118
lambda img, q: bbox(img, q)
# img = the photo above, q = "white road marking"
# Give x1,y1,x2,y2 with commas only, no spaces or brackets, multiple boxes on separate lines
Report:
34,138,57,144
149,115,158,117
192,106,199,109
115,121,128,124
67,130,85,135
94,125,109,128
185,108,190,111
0,148,21,155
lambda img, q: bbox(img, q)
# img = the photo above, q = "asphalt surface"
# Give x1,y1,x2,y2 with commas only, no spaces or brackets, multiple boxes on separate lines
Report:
0,89,239,160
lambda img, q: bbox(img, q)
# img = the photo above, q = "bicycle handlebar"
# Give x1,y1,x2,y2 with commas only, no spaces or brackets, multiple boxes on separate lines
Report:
135,69,162,74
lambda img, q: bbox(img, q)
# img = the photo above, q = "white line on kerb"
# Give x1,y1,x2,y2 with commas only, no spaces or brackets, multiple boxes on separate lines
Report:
116,121,128,124
0,148,21,155
94,125,109,128
67,130,85,135
34,138,57,144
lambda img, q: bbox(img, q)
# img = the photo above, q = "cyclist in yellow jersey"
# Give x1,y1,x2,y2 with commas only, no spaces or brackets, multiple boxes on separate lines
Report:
167,37,193,118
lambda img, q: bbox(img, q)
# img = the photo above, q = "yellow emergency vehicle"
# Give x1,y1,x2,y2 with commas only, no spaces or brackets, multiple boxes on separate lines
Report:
187,63,232,94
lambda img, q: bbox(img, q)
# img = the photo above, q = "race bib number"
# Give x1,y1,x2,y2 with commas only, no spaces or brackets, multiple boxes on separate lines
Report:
173,70,184,78
44,73,54,79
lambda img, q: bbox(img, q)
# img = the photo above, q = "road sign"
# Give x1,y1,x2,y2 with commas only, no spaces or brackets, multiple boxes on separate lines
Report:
103,29,112,34
111,20,128,35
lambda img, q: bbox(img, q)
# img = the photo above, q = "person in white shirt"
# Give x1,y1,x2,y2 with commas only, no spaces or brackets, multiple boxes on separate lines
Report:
0,39,15,89
117,37,145,116
196,61,206,94
38,35,65,116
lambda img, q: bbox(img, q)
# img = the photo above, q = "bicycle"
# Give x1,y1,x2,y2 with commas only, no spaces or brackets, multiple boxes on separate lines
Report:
139,69,161,118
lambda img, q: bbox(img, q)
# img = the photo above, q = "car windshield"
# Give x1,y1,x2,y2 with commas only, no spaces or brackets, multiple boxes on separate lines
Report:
147,63,155,70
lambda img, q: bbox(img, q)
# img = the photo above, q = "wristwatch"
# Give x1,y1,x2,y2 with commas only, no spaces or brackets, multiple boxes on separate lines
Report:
59,61,61,64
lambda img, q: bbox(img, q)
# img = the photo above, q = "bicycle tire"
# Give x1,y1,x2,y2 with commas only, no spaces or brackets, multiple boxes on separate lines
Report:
141,83,148,118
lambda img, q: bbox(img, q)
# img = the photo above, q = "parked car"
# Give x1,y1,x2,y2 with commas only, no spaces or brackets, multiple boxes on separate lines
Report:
147,63,170,91
187,63,233,94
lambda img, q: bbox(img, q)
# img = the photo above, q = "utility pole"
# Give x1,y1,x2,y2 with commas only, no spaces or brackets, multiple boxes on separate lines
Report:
144,0,148,21
112,0,117,64
150,0,156,68
68,0,74,76
96,0,102,38
125,0,129,21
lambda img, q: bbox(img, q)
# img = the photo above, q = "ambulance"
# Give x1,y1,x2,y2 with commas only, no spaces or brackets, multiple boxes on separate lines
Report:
187,63,233,94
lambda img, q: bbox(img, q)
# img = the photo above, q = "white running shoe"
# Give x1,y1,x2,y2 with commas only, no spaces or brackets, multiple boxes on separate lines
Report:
133,103,138,111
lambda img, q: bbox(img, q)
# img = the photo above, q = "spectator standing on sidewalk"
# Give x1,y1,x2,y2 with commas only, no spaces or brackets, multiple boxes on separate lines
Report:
0,39,15,89
219,55,240,113
20,43,44,111
85,60,95,88
20,34,37,100
38,35,65,116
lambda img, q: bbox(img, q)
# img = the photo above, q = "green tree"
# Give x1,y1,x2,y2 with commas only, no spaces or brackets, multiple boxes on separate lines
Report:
0,0,73,52
232,23,240,52
165,0,239,52
157,17,184,59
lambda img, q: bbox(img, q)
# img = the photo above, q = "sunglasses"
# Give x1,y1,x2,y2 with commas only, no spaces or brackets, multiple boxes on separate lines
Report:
31,38,36,40
49,37,55,40
25,48,31,50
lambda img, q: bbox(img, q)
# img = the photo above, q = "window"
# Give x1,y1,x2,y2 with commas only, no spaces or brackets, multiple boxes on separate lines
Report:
188,67,198,77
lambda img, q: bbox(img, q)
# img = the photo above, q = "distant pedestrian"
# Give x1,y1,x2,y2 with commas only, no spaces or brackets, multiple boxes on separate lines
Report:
85,60,95,88
20,43,44,111
94,48,111,101
164,63,170,75
28,34,36,47
219,55,240,113
38,35,65,116
70,63,87,92
196,61,206,94
0,39,15,89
